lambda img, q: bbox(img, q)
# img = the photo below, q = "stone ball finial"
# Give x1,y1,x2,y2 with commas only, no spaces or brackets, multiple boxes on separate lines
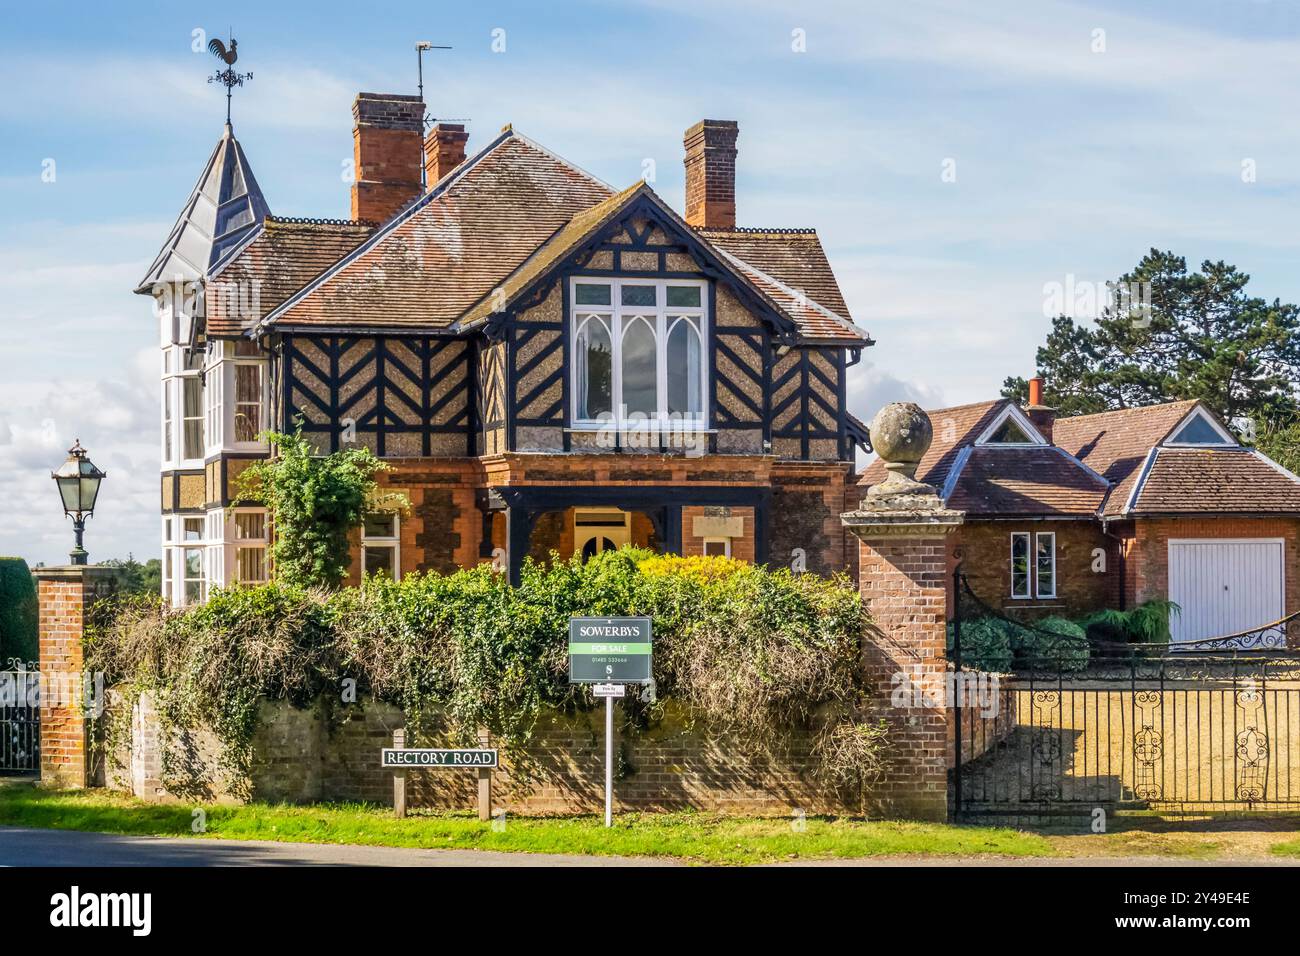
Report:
866,402,937,500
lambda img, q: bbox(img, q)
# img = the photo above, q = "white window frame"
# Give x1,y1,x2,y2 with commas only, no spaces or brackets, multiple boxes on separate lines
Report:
1164,406,1237,447
568,277,709,432
232,358,268,448
169,345,206,468
231,508,270,585
160,350,175,466
976,403,1047,447
702,537,731,558
1010,532,1031,599
362,513,402,581
179,515,207,606
1034,531,1057,599
161,517,173,601
205,348,224,456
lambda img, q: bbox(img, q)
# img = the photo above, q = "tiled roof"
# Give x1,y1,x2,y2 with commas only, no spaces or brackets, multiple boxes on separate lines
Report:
714,249,869,343
267,130,615,331
859,399,1006,488
946,446,1108,516
261,127,867,343
205,217,375,336
1132,448,1300,514
1053,400,1199,515
136,123,270,294
701,229,860,339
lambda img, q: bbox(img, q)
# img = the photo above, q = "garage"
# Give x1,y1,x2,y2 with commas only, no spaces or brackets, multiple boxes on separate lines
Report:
1167,539,1286,644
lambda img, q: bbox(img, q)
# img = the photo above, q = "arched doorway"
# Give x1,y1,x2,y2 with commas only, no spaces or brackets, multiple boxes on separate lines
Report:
574,508,630,560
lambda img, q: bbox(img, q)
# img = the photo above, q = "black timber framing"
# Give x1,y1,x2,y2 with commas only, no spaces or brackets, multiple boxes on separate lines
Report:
770,347,848,460
280,333,473,456
494,484,772,585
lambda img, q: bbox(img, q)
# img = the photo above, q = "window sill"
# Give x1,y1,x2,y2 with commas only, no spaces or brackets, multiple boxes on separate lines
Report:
565,426,716,434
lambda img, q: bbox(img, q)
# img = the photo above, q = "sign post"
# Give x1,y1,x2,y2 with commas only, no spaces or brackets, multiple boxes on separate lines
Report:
569,617,652,827
382,734,499,821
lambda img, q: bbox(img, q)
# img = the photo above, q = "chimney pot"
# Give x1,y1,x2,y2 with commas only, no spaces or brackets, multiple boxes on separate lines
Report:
1028,376,1044,407
350,92,425,224
683,119,738,230
424,123,469,189
1025,376,1055,443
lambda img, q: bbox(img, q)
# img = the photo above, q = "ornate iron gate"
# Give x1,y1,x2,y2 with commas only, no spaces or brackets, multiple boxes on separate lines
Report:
950,575,1300,822
0,671,39,773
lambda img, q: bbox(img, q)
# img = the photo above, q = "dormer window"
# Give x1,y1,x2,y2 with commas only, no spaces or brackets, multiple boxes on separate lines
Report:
987,418,1034,444
975,404,1045,446
1165,407,1235,447
571,278,708,431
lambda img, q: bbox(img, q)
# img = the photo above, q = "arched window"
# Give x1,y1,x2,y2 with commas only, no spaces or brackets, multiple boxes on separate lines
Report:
569,278,709,430
574,315,613,420
666,315,702,419
621,316,658,417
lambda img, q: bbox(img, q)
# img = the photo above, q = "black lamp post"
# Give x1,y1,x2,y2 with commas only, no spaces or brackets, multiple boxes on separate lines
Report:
51,440,106,566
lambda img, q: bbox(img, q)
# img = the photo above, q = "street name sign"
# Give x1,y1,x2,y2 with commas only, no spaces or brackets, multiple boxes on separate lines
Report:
568,617,653,683
381,748,498,768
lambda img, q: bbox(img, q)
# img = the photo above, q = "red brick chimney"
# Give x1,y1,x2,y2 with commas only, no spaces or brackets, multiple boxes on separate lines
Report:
424,123,469,188
1025,375,1056,444
351,93,425,224
684,119,738,230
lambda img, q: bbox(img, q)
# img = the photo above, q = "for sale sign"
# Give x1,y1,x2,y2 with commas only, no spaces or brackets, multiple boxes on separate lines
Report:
568,617,653,683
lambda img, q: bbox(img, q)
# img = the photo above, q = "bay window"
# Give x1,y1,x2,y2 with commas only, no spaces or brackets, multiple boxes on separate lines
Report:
570,278,707,429
182,516,205,605
233,509,269,584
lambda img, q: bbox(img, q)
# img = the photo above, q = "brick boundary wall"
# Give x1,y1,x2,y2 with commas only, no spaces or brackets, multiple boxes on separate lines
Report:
35,566,120,790
852,532,953,820
105,694,860,817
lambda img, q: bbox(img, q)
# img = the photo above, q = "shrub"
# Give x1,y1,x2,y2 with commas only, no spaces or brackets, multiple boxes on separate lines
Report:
89,550,882,803
1081,601,1180,645
230,426,402,589
1018,616,1089,671
0,557,37,667
947,617,1017,672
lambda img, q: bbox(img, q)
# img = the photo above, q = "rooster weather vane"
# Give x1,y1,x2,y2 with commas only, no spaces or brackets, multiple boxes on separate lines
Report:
207,33,252,124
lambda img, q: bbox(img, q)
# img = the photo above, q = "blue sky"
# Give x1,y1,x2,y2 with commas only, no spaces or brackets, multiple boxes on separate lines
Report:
3,0,1300,564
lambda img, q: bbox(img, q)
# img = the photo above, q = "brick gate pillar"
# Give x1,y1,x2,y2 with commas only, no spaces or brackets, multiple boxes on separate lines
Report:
843,403,963,821
34,566,120,789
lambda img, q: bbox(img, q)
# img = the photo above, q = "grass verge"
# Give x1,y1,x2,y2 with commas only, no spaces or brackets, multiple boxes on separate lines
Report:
0,784,1050,865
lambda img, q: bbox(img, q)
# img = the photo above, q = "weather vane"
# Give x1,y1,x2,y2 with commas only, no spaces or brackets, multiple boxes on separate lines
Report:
207,32,252,125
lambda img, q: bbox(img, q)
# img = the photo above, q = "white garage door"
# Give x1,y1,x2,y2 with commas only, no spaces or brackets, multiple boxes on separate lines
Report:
1167,539,1285,644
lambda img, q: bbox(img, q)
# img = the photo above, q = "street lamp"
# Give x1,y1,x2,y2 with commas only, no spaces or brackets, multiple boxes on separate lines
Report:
51,440,106,566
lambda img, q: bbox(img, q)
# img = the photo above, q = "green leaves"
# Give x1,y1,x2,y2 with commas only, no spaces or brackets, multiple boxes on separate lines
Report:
1005,250,1300,424
90,551,878,798
230,425,395,590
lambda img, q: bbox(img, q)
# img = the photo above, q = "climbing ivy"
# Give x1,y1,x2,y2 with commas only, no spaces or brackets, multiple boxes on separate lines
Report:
231,426,402,590
88,552,886,805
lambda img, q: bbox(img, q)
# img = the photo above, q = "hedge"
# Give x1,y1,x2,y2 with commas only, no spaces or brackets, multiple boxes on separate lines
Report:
0,557,37,667
88,550,885,803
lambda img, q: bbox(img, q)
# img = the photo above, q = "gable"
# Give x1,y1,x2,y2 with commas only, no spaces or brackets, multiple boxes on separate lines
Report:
1164,406,1237,446
458,182,865,345
975,403,1045,445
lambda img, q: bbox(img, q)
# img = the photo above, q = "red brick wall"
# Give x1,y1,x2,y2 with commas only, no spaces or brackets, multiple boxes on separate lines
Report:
855,532,952,821
1130,516,1300,613
681,506,756,561
948,520,1117,620
36,567,120,789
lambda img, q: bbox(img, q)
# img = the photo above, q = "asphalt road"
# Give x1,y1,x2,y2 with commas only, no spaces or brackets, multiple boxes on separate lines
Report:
3,827,1297,866
0,826,672,867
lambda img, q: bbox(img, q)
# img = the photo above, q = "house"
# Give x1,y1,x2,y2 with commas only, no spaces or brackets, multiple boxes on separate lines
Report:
861,378,1300,643
138,94,873,604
